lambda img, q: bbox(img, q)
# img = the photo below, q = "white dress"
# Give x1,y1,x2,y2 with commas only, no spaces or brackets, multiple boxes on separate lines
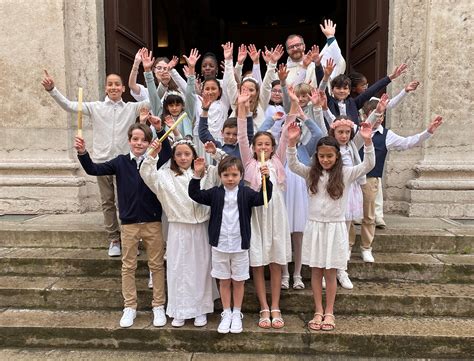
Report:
286,145,375,270
250,161,292,267
140,159,219,319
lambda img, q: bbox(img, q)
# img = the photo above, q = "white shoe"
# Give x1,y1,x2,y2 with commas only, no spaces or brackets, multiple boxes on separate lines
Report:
361,248,375,263
281,275,289,290
230,311,243,333
337,270,354,290
376,218,387,229
119,307,136,328
194,314,207,327
171,318,185,327
217,310,232,334
322,277,326,289
108,240,121,257
152,306,167,327
148,271,153,289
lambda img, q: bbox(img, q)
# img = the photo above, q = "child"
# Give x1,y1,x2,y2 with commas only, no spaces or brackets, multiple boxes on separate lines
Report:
357,100,443,262
237,88,291,329
286,122,375,331
74,123,171,328
188,156,273,334
140,138,219,328
198,93,254,159
41,70,149,257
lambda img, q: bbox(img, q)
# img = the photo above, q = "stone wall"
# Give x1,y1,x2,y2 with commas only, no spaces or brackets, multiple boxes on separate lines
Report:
385,0,474,217
0,0,105,213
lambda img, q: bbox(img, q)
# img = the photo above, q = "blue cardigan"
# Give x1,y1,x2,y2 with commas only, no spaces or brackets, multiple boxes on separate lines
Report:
78,133,171,225
188,177,273,250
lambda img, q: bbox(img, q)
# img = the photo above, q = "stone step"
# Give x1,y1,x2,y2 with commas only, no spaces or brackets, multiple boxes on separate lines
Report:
0,275,472,317
1,227,472,254
0,308,472,358
1,247,472,283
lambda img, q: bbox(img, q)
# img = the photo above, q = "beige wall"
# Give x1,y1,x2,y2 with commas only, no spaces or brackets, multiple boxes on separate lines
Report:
385,0,474,217
0,0,105,213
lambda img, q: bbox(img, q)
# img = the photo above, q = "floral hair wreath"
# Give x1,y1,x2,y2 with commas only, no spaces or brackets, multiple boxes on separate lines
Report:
330,119,355,130
164,90,185,101
172,138,196,149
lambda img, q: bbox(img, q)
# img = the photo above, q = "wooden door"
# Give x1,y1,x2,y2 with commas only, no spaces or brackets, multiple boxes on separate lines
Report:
346,0,389,89
104,0,152,102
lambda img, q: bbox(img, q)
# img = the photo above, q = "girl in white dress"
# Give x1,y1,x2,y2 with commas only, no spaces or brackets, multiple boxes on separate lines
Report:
286,122,375,331
237,89,291,329
140,139,219,328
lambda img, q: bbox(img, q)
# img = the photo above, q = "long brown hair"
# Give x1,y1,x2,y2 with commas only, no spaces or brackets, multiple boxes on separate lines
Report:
308,137,344,200
170,142,197,176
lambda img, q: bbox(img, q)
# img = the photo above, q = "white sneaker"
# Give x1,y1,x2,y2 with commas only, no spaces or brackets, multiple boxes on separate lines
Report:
119,307,136,328
230,311,243,333
337,270,354,289
148,271,153,289
152,306,166,327
171,318,185,327
108,240,121,257
322,277,326,289
194,314,207,327
217,310,232,334
361,248,375,263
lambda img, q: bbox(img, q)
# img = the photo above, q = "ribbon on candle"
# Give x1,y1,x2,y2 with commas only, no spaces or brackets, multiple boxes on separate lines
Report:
147,112,188,155
260,150,268,208
77,87,83,137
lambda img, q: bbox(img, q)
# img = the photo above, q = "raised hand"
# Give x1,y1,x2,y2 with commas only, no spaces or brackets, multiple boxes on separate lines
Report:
204,141,217,155
318,89,328,109
183,48,201,72
142,49,155,72
309,88,320,106
389,63,408,80
163,115,174,128
201,92,213,110
222,42,233,60
427,115,443,134
302,49,313,69
405,80,420,92
74,136,86,154
376,93,389,114
167,56,179,71
287,122,302,146
359,122,373,144
149,115,162,131
237,87,251,105
237,44,247,65
139,107,151,124
323,58,336,78
193,157,206,176
270,44,284,64
287,85,299,103
262,46,271,64
248,44,260,64
277,63,289,82
41,69,55,91
148,139,162,158
310,45,321,66
320,19,336,38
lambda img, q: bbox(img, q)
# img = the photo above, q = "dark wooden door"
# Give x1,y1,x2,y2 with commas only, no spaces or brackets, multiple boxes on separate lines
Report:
346,0,389,89
105,0,152,102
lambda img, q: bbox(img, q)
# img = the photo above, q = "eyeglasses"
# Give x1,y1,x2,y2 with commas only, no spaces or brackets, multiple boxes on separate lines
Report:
271,89,282,94
287,42,304,50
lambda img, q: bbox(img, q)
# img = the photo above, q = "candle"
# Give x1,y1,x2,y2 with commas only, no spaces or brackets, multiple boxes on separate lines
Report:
77,87,83,137
260,150,268,208
147,112,188,155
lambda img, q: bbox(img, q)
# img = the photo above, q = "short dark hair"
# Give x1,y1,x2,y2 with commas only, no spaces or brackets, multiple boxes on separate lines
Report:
127,123,152,142
222,117,237,130
106,73,125,85
331,74,351,89
218,156,244,177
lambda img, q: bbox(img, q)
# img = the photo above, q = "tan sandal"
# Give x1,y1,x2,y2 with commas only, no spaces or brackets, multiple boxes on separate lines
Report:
308,312,324,331
321,313,335,331
258,309,271,329
270,309,285,329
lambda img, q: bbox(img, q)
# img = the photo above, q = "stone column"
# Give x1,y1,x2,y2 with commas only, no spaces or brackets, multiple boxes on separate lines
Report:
0,0,105,213
385,0,474,217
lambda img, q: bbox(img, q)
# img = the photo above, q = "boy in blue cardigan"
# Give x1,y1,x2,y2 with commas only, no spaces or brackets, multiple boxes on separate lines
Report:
75,123,171,328
188,156,272,334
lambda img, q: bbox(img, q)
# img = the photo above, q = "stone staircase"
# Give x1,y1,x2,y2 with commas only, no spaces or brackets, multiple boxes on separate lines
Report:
0,214,473,358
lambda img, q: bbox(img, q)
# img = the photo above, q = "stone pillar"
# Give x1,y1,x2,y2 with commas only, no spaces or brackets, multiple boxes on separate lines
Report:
385,0,474,217
0,0,105,213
